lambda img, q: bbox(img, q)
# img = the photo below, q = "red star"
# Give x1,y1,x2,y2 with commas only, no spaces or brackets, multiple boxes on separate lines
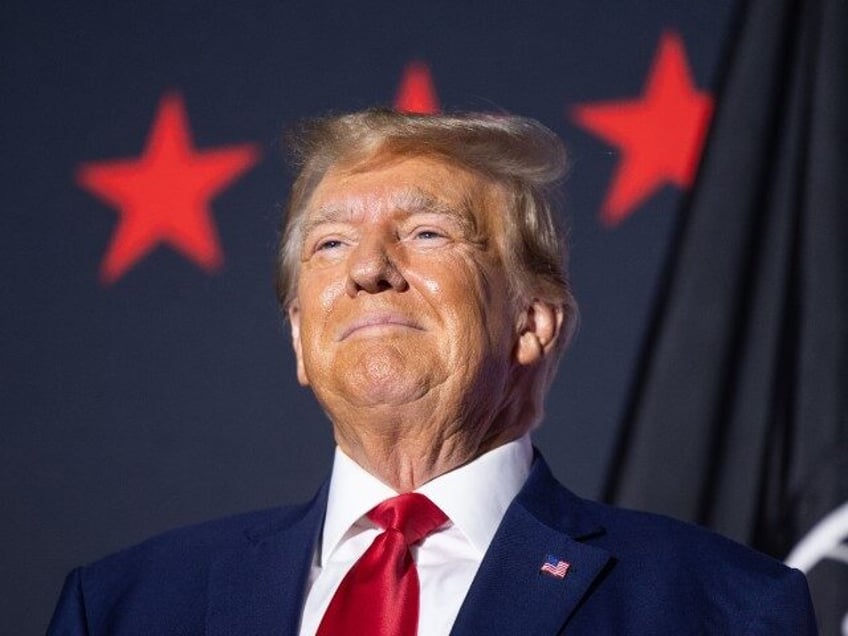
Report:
571,31,713,226
77,92,260,283
395,61,440,114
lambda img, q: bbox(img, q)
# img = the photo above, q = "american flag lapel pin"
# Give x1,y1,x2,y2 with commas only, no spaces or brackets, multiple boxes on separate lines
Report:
540,555,570,579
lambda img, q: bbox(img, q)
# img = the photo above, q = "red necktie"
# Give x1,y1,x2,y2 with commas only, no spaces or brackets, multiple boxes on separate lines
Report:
316,493,448,636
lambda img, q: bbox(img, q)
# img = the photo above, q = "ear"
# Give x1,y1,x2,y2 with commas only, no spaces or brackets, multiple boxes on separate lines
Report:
515,299,564,366
288,302,310,386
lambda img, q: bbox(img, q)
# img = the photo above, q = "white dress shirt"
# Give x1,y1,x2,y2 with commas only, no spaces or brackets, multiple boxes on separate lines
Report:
298,435,533,636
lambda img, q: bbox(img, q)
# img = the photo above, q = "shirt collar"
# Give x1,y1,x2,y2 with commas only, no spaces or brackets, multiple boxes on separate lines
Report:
321,447,397,567
321,434,533,565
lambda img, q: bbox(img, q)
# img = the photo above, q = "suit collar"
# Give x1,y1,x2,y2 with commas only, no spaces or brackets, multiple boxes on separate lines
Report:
514,451,605,540
451,453,611,635
206,480,329,636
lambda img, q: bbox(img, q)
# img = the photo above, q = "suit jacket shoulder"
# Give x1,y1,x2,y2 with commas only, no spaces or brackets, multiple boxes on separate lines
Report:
451,453,817,635
575,496,815,633
48,485,328,636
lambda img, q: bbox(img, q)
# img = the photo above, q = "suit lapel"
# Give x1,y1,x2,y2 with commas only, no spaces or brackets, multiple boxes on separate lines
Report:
206,482,328,636
451,455,611,636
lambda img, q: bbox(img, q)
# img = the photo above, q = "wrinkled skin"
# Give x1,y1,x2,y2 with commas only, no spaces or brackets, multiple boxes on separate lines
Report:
289,154,562,491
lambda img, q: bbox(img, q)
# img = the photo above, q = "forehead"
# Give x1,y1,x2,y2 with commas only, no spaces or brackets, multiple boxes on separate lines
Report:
304,154,502,223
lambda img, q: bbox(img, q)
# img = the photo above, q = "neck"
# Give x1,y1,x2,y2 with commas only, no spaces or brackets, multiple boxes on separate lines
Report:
329,394,533,492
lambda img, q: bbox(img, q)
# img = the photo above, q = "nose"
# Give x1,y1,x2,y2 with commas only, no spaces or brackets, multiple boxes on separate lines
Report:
345,232,408,296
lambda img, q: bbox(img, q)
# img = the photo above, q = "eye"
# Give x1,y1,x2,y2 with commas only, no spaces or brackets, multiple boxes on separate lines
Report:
316,238,344,251
413,229,445,240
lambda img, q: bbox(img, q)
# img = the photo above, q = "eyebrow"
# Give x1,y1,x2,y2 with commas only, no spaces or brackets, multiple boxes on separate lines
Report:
302,185,478,238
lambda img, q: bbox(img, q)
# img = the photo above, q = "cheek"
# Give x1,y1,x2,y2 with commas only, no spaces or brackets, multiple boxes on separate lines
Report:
299,265,346,314
420,249,490,293
318,279,346,313
420,277,442,295
295,275,346,358
432,261,507,338
462,263,515,349
450,255,508,314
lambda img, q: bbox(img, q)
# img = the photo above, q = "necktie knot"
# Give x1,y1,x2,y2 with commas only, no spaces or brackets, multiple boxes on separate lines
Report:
367,492,448,546
317,492,448,636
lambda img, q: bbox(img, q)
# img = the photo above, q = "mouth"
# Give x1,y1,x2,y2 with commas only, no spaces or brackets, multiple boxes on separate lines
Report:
338,312,424,341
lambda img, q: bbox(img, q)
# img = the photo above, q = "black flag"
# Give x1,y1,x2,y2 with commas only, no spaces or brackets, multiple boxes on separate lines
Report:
603,0,847,632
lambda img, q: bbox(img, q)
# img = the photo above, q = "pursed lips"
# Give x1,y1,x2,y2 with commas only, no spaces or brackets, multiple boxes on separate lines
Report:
338,312,424,341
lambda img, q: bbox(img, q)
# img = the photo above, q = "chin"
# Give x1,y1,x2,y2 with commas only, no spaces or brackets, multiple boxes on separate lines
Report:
340,347,432,407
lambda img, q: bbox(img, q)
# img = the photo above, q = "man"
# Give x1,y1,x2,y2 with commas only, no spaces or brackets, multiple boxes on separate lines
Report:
49,109,817,634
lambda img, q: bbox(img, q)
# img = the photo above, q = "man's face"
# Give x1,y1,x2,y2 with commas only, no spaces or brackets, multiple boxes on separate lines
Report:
288,153,521,421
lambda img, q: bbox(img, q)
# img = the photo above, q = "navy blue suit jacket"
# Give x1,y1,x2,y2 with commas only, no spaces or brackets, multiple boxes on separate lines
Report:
48,455,817,634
